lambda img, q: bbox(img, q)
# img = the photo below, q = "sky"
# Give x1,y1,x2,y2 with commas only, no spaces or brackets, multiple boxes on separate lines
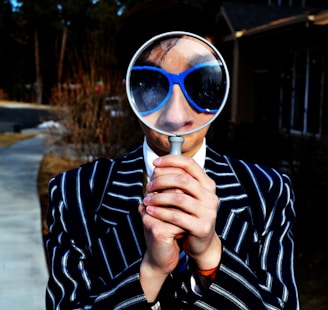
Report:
9,0,101,10
10,0,21,9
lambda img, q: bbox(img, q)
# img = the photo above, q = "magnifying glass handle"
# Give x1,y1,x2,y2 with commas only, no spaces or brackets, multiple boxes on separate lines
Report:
169,136,185,155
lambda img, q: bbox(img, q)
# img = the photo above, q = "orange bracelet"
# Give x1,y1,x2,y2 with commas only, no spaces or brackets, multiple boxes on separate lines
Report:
196,266,218,281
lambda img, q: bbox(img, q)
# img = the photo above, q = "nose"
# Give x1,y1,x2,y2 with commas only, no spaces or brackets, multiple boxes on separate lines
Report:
155,84,194,132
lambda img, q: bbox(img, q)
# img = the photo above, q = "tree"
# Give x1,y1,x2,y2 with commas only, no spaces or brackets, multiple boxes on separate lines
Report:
0,0,25,100
9,0,60,103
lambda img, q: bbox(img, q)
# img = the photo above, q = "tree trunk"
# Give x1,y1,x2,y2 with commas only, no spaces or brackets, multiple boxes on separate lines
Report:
34,30,42,104
57,26,67,94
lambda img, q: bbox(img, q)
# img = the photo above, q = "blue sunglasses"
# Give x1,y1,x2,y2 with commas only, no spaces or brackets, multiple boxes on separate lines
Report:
130,62,225,116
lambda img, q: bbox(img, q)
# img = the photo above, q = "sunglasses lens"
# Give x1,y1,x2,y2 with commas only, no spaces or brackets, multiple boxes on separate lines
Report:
131,69,169,114
184,65,225,112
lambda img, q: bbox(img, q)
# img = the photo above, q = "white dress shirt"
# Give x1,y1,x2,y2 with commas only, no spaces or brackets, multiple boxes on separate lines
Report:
143,136,206,179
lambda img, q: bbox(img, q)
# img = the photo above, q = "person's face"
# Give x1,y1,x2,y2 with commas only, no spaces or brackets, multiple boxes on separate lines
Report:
130,36,222,156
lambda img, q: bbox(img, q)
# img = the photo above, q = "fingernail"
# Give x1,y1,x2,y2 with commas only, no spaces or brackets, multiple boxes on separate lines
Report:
146,206,154,213
153,157,161,165
143,196,151,204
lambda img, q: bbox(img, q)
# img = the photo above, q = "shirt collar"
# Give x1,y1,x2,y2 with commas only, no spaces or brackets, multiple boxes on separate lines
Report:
143,137,206,179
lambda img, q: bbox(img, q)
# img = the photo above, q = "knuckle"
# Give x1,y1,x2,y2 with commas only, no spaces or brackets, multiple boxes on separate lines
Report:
209,178,217,191
198,221,211,236
178,174,190,187
170,210,181,223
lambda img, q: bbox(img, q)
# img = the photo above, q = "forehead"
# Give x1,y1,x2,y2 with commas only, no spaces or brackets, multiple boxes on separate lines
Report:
139,36,218,71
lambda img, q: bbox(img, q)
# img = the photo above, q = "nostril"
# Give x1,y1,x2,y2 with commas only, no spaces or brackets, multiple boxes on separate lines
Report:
159,120,193,132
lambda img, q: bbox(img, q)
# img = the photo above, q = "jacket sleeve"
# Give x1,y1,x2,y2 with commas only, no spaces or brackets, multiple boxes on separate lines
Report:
193,161,299,309
45,160,151,309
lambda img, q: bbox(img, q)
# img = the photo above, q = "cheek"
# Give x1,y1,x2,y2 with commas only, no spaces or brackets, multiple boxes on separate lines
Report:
194,114,214,127
143,113,159,128
183,127,209,147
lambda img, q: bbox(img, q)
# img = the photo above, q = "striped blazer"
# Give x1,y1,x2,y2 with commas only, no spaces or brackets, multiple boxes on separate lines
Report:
45,144,299,309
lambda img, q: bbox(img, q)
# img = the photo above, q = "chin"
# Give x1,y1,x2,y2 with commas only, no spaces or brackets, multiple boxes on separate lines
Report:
150,138,171,155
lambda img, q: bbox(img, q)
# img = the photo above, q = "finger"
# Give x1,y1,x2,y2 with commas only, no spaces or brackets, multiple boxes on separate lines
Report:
145,202,198,233
144,191,217,217
153,155,206,182
147,173,210,198
153,156,216,192
139,203,186,238
151,166,185,179
143,191,218,231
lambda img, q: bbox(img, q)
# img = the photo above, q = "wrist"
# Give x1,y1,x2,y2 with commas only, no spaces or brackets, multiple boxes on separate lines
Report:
140,256,170,279
140,255,169,303
194,234,222,270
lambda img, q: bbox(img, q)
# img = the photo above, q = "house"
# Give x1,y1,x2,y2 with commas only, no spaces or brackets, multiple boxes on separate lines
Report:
211,1,328,266
209,2,328,164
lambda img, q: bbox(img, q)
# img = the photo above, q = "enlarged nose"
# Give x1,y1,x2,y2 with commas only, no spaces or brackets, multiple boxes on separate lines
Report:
155,84,194,132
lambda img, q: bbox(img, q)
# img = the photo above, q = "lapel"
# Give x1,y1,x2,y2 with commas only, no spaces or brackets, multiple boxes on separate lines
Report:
94,144,145,235
205,146,249,206
205,147,259,261
92,146,147,280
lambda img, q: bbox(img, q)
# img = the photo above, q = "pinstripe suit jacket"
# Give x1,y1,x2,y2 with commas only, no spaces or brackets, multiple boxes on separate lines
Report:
46,144,299,309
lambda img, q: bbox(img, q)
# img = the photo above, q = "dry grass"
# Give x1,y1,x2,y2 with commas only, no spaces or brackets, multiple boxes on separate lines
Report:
37,153,83,197
0,132,37,147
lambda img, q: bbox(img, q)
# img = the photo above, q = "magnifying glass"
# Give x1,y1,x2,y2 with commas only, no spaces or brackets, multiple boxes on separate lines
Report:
126,31,230,155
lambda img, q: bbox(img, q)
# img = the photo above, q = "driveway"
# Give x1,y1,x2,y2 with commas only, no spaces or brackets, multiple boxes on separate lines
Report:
0,101,56,133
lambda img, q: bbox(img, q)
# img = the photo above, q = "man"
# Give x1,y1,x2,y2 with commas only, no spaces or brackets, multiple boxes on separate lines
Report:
45,1,299,309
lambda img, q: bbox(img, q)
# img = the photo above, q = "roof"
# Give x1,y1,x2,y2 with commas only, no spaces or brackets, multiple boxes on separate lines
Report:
220,2,325,38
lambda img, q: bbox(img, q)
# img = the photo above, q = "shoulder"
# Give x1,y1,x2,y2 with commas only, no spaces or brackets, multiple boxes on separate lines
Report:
229,156,291,187
228,158,295,212
206,146,293,193
49,144,144,192
49,158,113,187
47,158,114,205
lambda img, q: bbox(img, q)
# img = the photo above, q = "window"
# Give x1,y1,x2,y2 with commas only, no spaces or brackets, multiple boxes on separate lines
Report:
279,48,325,137
268,0,308,6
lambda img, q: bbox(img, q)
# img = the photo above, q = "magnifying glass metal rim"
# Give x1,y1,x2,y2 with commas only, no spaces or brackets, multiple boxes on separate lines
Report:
126,30,230,137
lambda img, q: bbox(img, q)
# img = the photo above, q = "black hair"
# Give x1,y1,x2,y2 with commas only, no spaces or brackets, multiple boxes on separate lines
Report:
114,0,221,75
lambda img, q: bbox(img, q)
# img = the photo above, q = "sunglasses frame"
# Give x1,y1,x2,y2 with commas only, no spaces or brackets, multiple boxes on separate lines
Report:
131,62,223,116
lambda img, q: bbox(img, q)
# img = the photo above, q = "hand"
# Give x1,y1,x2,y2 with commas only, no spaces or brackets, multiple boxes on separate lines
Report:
139,201,183,274
142,154,222,270
139,191,185,301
